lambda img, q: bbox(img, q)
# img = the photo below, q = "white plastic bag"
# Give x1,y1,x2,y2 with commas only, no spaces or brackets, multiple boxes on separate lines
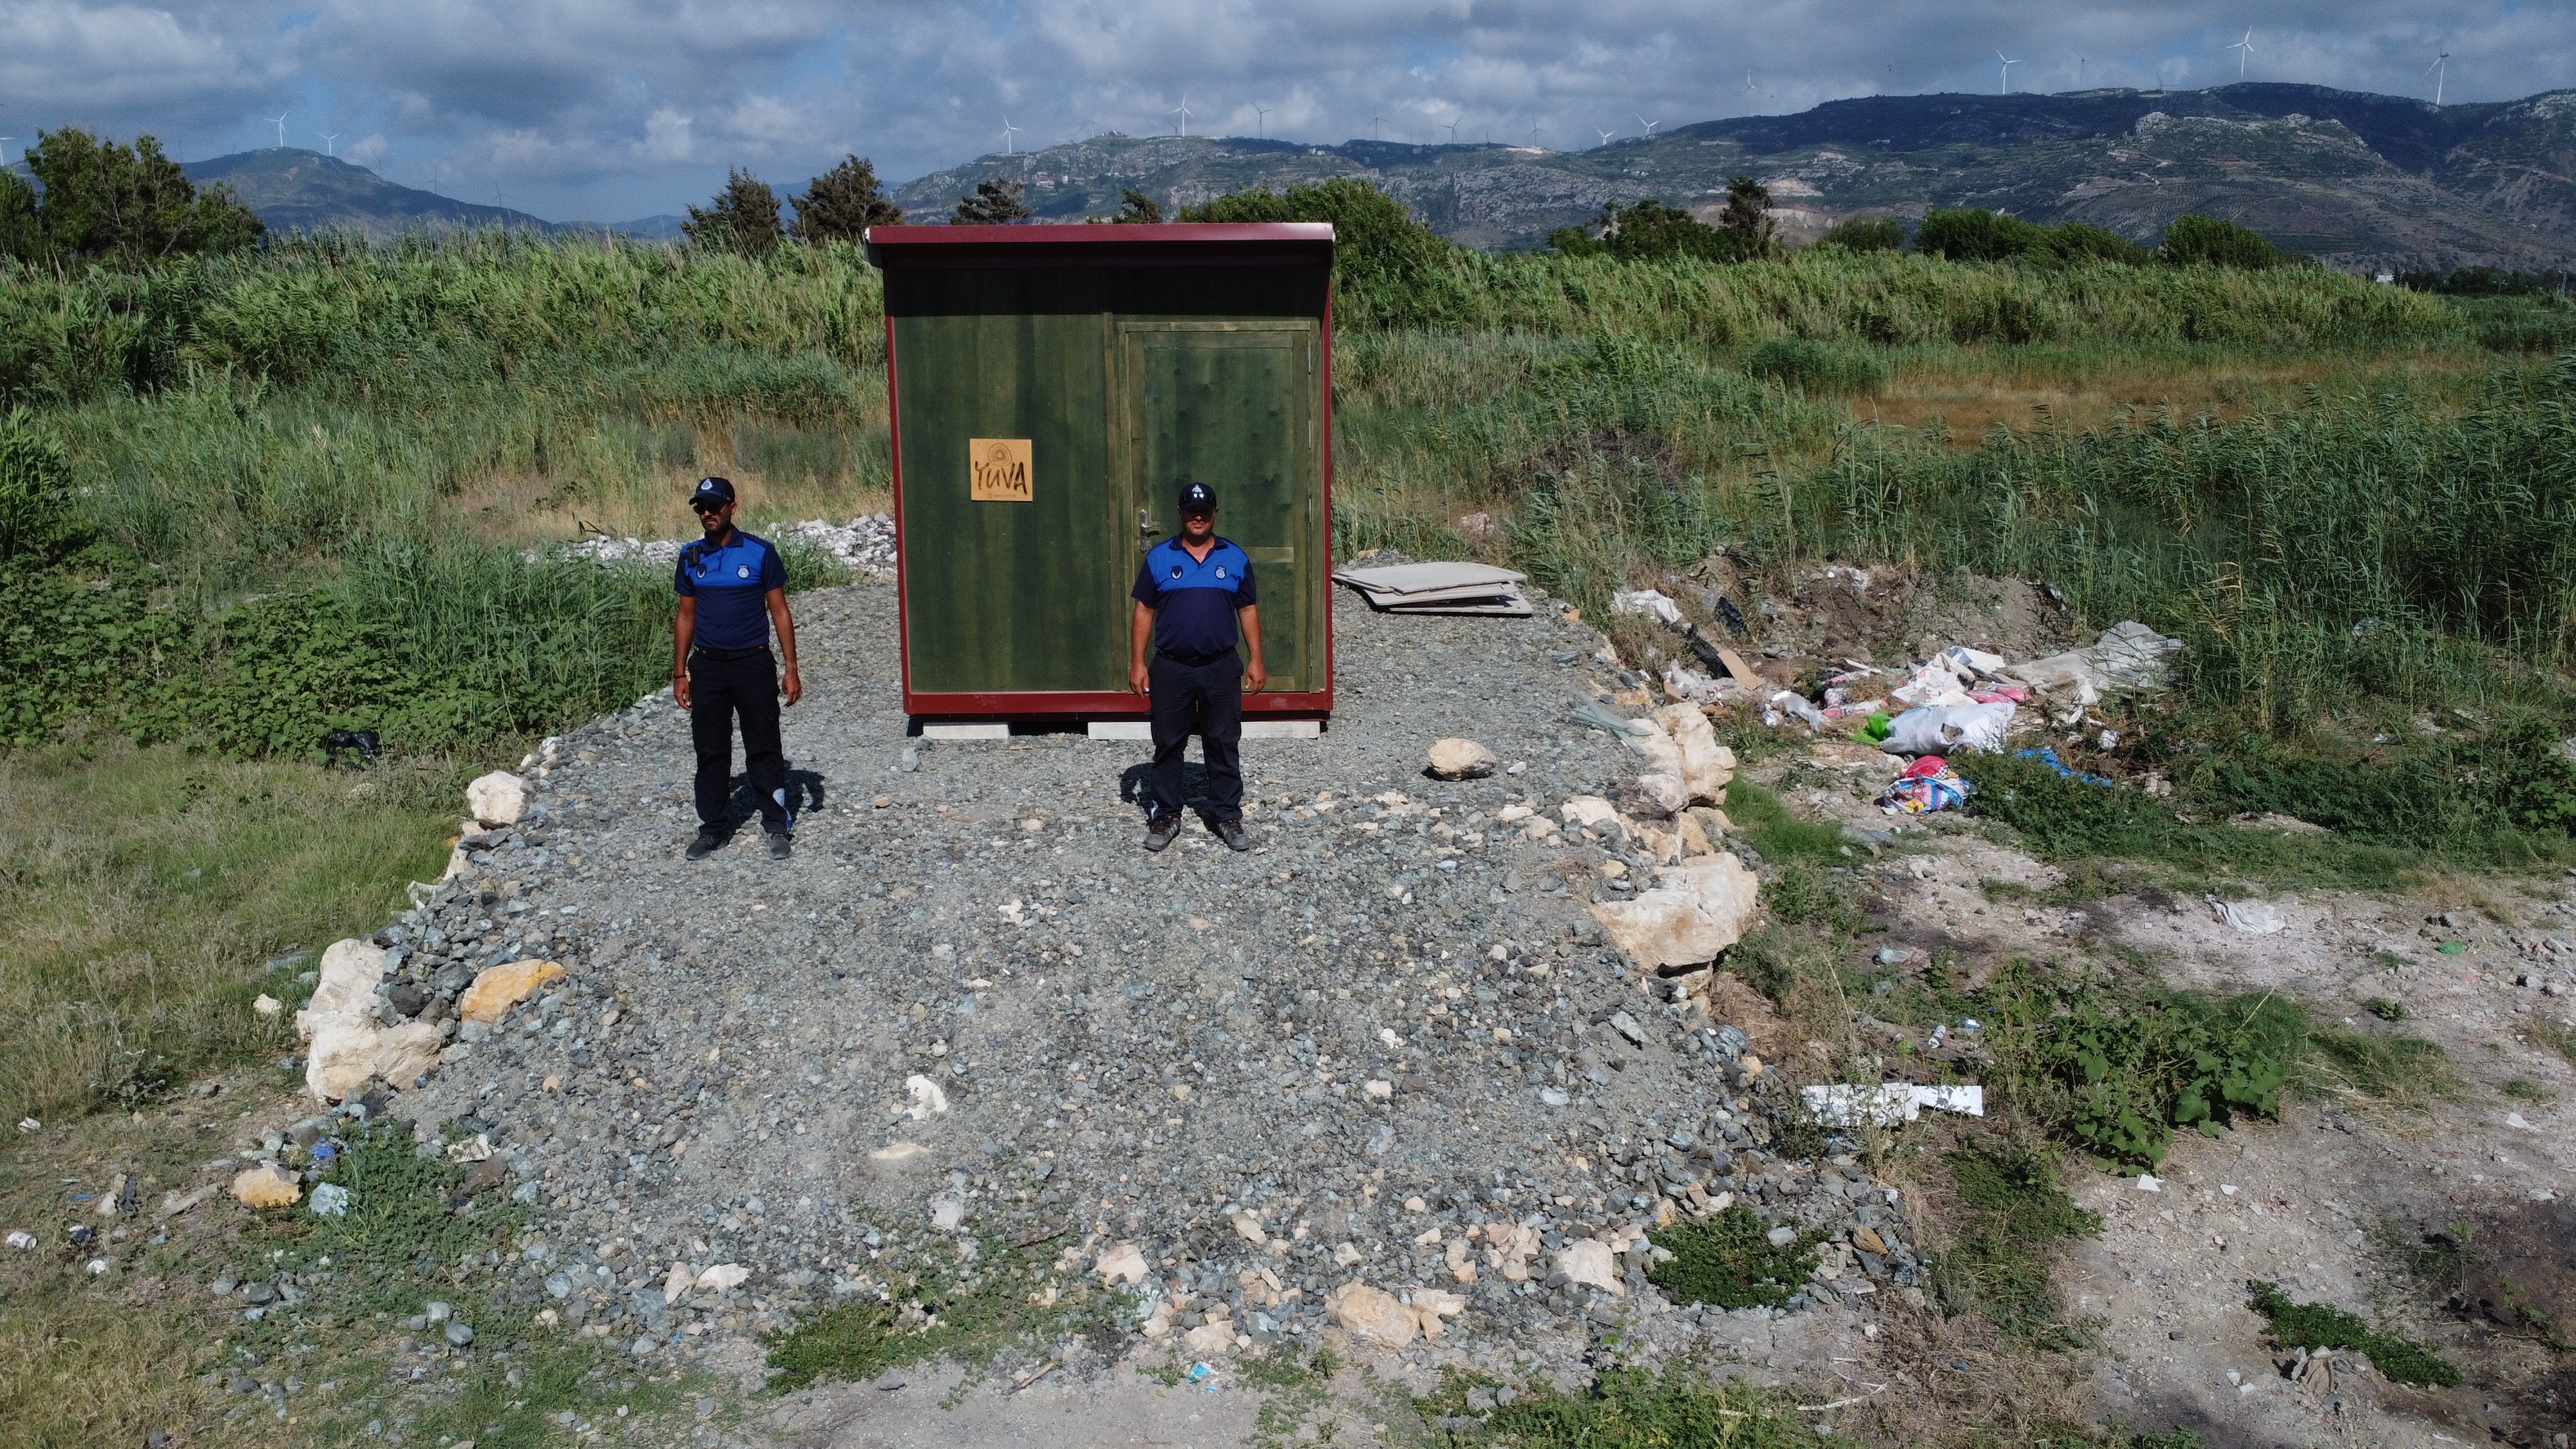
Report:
1611,590,1685,626
1879,701,2017,755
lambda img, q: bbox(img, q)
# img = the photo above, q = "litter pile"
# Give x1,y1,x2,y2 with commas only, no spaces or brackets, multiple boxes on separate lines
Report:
549,514,898,576
1333,561,1533,616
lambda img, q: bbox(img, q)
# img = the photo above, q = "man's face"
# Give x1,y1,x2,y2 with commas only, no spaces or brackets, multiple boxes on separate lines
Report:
693,498,734,536
1179,506,1215,542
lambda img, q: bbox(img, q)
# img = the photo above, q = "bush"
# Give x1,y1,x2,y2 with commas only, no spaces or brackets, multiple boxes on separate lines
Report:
1914,208,2049,262
2245,1280,2462,1387
2,128,263,267
1743,337,1887,395
0,406,73,559
683,169,784,256
1817,217,1903,252
2161,213,2287,269
1180,178,1461,327
1647,1205,1822,1309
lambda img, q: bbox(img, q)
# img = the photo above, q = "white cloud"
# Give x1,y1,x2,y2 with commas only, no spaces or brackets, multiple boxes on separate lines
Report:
6,0,2571,221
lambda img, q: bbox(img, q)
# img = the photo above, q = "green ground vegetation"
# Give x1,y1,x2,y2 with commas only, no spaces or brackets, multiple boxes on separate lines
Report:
1416,1365,1831,1449
1927,1144,2104,1343
2244,1280,2463,1388
761,1239,1121,1393
1644,1203,1824,1309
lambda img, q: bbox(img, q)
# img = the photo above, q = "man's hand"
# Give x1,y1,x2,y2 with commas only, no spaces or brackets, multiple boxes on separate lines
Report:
1129,659,1151,696
674,671,692,709
1244,661,1267,694
781,662,803,706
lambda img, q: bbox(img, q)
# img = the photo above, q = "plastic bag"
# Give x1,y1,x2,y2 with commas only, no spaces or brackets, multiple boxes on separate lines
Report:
1879,701,2016,755
1611,590,1685,626
1879,766,1971,814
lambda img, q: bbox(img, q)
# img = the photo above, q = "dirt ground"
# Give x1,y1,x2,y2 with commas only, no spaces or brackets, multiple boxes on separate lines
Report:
1768,743,2576,1449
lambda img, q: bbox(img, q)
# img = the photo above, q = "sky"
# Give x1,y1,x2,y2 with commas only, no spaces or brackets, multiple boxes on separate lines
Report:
2,1,2568,223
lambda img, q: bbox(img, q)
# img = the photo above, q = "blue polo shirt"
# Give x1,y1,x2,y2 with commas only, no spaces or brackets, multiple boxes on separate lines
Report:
675,529,786,650
1132,536,1257,659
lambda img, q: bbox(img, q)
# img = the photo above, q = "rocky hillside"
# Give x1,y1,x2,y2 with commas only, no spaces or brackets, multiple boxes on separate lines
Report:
889,83,2576,271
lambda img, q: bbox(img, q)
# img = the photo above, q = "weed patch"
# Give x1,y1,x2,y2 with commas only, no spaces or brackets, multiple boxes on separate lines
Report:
2364,997,2408,1021
2245,1280,2462,1388
1928,1144,2103,1342
2500,1077,2555,1103
1418,1365,1826,1448
762,1241,1119,1393
1645,1204,1823,1309
1726,780,1853,865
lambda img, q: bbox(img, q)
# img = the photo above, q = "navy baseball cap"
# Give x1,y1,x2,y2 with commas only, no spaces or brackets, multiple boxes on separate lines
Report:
1177,482,1217,511
689,476,735,508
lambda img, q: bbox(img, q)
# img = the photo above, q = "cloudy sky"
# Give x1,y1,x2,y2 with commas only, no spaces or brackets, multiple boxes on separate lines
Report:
3,1,2567,222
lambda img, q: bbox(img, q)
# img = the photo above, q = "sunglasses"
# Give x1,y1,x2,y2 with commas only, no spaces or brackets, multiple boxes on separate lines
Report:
690,500,727,515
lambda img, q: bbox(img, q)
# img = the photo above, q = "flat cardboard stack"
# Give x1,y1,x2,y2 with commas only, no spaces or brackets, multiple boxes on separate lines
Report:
1331,562,1531,616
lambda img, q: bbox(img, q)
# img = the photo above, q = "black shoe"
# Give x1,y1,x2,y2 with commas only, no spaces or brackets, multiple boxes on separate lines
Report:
1143,816,1182,852
685,827,727,860
1217,819,1252,853
766,831,792,860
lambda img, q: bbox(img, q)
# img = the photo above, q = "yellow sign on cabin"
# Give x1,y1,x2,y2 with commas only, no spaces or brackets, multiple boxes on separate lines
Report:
968,439,1033,502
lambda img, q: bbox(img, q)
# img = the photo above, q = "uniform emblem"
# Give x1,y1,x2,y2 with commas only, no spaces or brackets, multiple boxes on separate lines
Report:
1171,565,1182,578
1215,566,1227,578
737,565,750,578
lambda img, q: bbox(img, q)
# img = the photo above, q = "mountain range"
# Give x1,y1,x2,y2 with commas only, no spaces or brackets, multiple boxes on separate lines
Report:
137,82,2576,270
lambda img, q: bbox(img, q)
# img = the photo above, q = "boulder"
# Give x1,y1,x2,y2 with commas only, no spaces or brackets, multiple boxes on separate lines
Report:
1094,1243,1150,1287
1325,1282,1420,1346
1182,1318,1238,1356
1624,722,1690,818
1651,704,1736,805
1410,1287,1469,1339
1426,738,1500,781
1555,1238,1625,1296
1589,853,1761,971
1672,813,1713,857
230,1162,301,1209
464,771,530,829
1558,795,1622,831
459,959,565,1025
305,1016,448,1101
1685,806,1733,840
294,939,387,1036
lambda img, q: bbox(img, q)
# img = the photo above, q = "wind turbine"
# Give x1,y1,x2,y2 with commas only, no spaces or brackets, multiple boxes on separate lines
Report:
2228,28,2254,80
269,112,289,147
1371,111,1383,141
1637,114,1660,135
1595,126,1615,147
2425,51,2449,106
1253,103,1269,138
1001,116,1020,154
1997,52,2021,94
2077,57,2087,89
1172,95,1191,137
321,131,339,156
1445,118,1459,144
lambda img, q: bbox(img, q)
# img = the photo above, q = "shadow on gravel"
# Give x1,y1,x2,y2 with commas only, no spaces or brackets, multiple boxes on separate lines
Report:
1117,759,1219,820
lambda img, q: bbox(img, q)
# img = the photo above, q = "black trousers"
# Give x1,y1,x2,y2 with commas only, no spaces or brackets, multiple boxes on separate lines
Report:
688,649,788,833
1148,651,1243,822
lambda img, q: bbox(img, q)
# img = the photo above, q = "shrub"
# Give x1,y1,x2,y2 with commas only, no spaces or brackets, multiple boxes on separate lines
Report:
2161,213,2287,269
952,176,1032,225
1914,207,2049,262
1816,217,1903,252
0,406,73,559
684,169,784,256
1182,178,1461,327
789,155,901,242
1743,337,1886,394
1647,1205,1822,1309
3,128,263,267
2245,1280,2462,1387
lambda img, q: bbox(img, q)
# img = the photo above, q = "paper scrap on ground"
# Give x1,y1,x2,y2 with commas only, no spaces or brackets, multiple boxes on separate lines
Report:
1799,1083,1985,1126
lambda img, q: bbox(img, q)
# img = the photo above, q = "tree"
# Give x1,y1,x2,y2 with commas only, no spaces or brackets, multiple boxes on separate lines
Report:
1178,177,1461,327
683,169,784,255
1112,189,1163,223
952,177,1032,225
790,155,901,243
1714,175,1777,258
2160,213,2287,269
1912,207,2048,262
1547,199,1747,262
0,128,263,268
1816,216,1903,252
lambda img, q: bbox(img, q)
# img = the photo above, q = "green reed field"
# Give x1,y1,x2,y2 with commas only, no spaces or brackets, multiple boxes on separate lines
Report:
2,228,2574,1121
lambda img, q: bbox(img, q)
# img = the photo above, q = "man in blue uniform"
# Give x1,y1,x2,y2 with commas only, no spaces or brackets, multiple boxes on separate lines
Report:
1129,482,1265,853
672,477,802,860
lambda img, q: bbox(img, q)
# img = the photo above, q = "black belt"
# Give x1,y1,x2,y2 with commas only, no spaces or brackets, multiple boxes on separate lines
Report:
1156,647,1238,668
690,645,772,661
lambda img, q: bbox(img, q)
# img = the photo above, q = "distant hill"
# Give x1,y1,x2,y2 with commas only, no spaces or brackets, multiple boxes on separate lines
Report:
174,149,672,240
889,82,2576,271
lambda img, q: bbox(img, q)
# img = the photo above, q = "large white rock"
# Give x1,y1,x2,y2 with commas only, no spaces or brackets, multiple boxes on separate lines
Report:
1589,853,1761,971
1651,704,1736,805
465,771,530,828
1325,1282,1420,1346
1555,1238,1626,1295
1094,1243,1150,1287
303,1016,445,1101
1624,720,1690,818
294,939,386,1037
1426,738,1499,780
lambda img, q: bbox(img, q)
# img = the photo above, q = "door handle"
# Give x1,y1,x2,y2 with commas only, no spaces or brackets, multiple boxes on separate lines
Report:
1138,509,1162,540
